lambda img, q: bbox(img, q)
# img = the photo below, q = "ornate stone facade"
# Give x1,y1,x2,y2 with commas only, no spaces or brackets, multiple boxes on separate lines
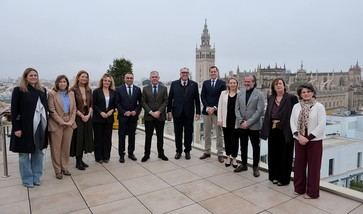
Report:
226,62,363,112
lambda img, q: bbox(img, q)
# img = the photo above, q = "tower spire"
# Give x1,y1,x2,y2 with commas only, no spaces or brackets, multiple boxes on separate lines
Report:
201,19,210,48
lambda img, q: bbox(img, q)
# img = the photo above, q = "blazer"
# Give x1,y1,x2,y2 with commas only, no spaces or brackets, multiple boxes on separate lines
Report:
141,84,168,121
167,79,201,119
48,90,77,132
260,93,298,142
72,86,93,114
235,87,265,130
290,101,326,141
92,88,116,124
115,84,142,118
201,79,226,115
10,86,49,153
217,90,239,128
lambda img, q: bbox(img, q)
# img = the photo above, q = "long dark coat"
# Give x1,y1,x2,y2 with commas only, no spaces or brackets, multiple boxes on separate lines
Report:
10,86,48,153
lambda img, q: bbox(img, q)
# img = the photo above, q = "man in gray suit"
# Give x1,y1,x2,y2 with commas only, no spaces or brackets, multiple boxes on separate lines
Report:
141,71,169,162
234,75,265,177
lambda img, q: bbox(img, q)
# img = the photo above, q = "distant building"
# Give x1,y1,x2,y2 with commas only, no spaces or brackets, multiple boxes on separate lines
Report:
226,62,363,112
195,20,215,86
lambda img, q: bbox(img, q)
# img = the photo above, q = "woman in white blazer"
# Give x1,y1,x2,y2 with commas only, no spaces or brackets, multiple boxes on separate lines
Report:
290,83,326,199
217,77,239,168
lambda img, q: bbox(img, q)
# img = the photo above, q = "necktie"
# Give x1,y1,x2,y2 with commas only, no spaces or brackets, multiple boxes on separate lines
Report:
211,79,215,87
128,86,132,97
153,85,157,97
183,81,187,87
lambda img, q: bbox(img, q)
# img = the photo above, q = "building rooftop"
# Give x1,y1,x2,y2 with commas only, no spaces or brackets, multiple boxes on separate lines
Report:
323,136,362,149
1,130,363,214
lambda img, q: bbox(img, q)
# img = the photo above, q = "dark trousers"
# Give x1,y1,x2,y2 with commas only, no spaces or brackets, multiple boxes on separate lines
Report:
268,128,294,184
144,120,165,156
118,117,137,157
294,140,322,198
222,127,239,157
173,116,193,153
93,122,113,161
238,129,260,167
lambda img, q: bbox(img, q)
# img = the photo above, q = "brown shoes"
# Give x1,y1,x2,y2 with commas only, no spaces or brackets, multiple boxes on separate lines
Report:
62,170,71,176
56,173,63,179
199,153,211,160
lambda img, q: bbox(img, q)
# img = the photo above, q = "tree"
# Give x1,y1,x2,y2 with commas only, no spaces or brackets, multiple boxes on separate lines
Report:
107,58,133,87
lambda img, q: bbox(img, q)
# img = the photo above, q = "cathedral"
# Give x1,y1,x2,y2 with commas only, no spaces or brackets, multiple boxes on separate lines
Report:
195,21,363,113
226,62,363,113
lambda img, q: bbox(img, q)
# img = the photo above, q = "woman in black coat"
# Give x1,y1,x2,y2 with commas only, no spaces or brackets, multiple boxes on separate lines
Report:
261,78,298,186
92,74,116,163
10,68,48,188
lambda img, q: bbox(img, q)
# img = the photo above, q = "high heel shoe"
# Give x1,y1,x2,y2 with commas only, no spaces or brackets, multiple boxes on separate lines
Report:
225,157,232,167
232,158,238,168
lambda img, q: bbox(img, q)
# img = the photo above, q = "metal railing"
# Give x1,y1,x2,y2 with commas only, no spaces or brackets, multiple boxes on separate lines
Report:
0,110,11,178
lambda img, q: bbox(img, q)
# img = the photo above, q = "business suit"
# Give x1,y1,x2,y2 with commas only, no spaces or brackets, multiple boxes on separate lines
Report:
48,90,77,175
141,84,168,157
235,87,265,167
167,79,201,154
115,84,142,157
201,78,226,156
92,88,116,162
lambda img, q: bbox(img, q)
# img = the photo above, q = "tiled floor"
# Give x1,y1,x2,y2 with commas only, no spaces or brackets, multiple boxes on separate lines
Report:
1,130,363,214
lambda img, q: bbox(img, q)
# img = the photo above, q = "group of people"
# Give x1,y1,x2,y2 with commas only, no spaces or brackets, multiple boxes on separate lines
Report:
10,65,326,199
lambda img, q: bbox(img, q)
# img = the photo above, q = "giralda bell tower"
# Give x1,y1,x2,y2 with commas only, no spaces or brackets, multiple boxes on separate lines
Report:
195,19,215,86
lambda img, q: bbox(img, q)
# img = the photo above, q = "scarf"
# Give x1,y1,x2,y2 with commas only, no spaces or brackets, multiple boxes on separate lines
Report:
297,98,316,136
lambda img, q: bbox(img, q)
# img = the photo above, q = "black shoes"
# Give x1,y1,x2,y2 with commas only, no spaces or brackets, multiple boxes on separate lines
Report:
128,154,137,161
76,160,85,170
174,153,181,159
103,159,109,163
96,160,103,164
81,160,89,168
141,156,150,162
199,153,211,160
218,156,224,163
185,152,191,160
234,164,248,173
158,154,169,161
253,166,260,177
119,156,125,163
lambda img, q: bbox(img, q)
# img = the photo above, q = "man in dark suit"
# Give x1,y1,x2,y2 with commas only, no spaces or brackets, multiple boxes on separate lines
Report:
115,72,142,163
167,67,201,160
200,66,226,163
141,71,168,162
234,75,265,177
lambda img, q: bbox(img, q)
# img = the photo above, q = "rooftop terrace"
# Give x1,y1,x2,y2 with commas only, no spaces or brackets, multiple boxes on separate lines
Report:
1,130,363,214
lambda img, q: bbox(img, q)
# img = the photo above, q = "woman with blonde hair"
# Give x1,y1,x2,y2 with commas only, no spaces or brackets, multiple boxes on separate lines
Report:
48,75,77,179
217,77,239,168
70,70,93,170
10,68,48,187
92,73,116,163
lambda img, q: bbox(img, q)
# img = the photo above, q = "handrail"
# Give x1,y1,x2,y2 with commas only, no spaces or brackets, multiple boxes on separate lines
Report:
1,109,11,178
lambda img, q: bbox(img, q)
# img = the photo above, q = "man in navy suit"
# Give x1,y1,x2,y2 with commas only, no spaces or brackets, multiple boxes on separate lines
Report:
115,72,142,163
167,67,201,160
200,66,226,163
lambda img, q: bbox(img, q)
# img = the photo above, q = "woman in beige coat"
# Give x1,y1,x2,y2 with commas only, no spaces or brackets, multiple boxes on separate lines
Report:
48,75,77,179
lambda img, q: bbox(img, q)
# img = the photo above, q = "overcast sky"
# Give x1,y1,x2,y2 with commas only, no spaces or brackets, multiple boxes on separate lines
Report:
1,0,362,82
